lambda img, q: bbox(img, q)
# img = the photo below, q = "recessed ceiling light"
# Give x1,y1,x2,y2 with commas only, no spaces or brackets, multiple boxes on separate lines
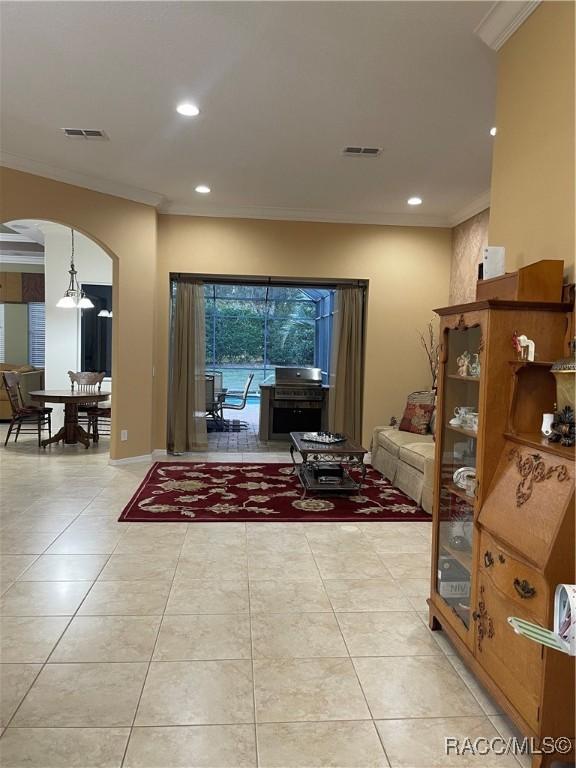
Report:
490,126,497,136
176,102,200,117
407,197,422,206
195,185,211,194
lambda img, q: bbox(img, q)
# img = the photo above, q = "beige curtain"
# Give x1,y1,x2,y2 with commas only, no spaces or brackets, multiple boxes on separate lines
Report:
329,286,365,442
167,280,207,453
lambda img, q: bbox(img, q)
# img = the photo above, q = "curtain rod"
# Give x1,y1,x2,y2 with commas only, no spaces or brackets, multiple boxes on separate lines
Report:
170,273,367,289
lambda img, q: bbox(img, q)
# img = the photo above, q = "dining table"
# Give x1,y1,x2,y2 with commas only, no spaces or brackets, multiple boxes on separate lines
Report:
29,389,111,449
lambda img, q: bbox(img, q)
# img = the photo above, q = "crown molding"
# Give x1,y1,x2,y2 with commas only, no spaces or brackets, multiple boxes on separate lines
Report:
158,202,452,229
448,190,491,228
0,152,165,208
2,151,489,230
0,253,44,265
474,1,541,51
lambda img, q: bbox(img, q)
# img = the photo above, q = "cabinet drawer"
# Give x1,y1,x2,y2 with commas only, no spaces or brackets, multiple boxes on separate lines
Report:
479,531,548,623
475,573,542,730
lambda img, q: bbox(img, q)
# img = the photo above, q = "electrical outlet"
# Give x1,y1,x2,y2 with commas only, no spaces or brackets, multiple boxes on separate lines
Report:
121,430,128,441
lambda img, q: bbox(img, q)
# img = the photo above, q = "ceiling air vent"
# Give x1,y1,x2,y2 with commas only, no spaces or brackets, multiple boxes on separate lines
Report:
62,128,109,140
343,146,382,157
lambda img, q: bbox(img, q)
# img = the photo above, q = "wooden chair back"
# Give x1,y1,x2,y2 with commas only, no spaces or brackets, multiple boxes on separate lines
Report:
1,371,23,415
68,371,105,393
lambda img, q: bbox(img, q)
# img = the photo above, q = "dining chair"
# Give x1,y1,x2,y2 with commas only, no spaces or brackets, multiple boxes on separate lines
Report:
67,371,108,440
86,394,111,443
2,371,52,447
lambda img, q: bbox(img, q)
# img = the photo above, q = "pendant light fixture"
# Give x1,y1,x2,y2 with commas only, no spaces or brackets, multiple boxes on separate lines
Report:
56,228,94,309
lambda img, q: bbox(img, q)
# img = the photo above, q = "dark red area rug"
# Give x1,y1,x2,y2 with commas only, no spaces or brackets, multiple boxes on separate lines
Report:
119,462,428,523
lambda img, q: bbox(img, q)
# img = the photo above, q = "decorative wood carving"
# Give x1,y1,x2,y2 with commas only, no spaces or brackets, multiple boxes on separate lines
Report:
473,586,495,652
507,447,569,507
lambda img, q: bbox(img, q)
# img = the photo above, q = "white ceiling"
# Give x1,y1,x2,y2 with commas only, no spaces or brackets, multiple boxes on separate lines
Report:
0,1,498,227
0,223,44,263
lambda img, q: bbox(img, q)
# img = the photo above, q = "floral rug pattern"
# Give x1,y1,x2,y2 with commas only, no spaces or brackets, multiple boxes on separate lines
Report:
119,462,428,522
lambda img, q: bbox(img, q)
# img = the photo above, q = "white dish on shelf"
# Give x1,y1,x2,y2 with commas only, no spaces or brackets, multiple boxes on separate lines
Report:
453,467,476,490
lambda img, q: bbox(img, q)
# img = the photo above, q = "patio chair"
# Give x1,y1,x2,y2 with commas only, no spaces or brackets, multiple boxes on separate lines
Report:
221,373,254,424
205,375,223,425
2,371,52,447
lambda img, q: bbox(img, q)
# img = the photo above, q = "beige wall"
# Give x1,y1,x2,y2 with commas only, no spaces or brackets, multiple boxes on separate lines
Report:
450,209,490,304
0,167,157,460
0,167,451,457
489,1,575,281
154,215,452,449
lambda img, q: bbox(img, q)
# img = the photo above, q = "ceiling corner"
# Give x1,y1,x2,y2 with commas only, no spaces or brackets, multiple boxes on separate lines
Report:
474,0,541,51
448,190,491,228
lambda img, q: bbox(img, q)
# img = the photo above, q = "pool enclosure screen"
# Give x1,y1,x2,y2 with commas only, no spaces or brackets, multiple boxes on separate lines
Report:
204,283,335,393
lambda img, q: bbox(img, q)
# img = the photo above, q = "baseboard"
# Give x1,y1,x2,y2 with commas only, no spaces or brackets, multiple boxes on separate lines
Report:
108,453,153,466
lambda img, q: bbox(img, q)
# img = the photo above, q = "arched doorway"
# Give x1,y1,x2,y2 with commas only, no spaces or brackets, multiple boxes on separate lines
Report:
1,219,114,456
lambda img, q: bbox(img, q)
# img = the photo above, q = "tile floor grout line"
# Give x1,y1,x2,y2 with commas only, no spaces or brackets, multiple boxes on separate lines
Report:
244,523,260,767
0,541,116,732
2,713,503,730
318,552,393,767
118,525,187,768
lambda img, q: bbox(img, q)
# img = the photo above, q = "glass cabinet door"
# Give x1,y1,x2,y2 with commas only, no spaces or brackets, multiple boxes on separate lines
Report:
435,323,482,631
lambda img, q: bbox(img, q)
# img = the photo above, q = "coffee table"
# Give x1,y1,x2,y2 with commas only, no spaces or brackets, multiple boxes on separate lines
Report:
289,431,367,496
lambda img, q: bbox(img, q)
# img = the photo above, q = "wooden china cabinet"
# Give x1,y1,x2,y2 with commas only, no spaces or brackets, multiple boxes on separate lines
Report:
428,299,575,768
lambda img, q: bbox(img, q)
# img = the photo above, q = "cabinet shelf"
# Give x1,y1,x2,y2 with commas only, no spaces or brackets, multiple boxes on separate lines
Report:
446,424,478,439
504,431,575,460
508,360,554,367
447,374,480,382
440,541,472,572
443,482,474,505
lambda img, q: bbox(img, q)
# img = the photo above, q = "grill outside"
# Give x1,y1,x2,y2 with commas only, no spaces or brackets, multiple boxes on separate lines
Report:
259,367,329,440
274,367,322,386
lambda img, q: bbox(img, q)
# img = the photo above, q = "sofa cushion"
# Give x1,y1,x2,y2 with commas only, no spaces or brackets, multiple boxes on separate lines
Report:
424,456,436,485
395,461,425,505
377,428,433,457
399,442,436,473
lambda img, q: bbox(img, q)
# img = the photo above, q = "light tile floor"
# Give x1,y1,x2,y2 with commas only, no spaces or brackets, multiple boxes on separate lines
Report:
0,434,533,767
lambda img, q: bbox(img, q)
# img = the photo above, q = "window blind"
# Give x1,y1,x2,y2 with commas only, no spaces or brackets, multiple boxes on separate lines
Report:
28,302,45,367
